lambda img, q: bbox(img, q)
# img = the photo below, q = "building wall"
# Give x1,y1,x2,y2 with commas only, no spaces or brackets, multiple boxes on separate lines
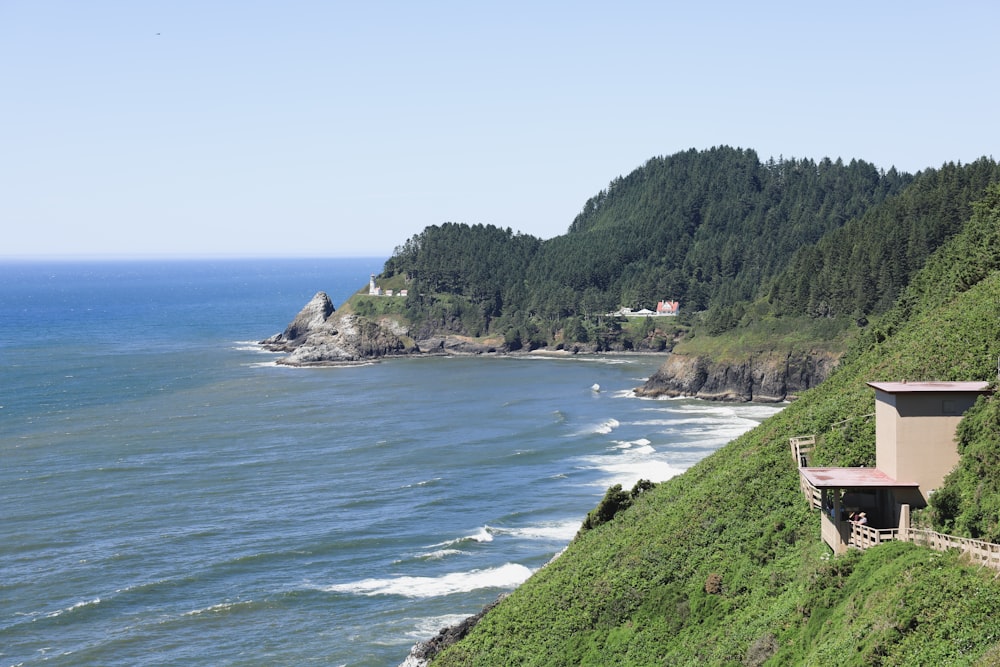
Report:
875,390,982,498
874,393,899,480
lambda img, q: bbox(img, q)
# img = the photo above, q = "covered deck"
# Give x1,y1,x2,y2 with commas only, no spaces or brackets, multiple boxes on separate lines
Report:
800,467,920,554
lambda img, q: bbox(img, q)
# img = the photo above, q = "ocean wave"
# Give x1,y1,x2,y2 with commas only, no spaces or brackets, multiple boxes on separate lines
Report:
183,599,257,616
232,341,281,353
612,438,652,450
400,477,443,489
46,597,102,618
321,562,534,598
577,443,686,488
489,520,580,542
427,526,495,550
406,614,473,640
415,548,471,560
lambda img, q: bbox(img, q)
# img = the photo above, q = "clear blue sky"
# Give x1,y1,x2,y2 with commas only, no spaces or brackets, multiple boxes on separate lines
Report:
2,1,997,259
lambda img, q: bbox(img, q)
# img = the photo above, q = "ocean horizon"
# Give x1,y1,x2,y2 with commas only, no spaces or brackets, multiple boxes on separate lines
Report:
0,258,783,666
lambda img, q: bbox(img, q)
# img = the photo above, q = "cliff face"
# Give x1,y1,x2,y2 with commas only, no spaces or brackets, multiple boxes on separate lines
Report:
634,349,839,402
260,291,413,365
260,292,502,365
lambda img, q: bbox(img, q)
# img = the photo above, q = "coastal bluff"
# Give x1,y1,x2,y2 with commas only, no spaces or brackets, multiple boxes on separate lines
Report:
260,292,498,365
634,349,838,402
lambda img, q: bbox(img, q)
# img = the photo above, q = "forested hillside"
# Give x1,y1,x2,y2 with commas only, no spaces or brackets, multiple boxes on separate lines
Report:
429,183,1000,666
767,158,1000,319
376,148,1000,351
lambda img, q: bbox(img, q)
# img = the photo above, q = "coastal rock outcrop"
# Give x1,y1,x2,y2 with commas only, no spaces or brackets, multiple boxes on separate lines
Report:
399,595,507,667
260,291,336,349
260,292,414,365
634,350,839,402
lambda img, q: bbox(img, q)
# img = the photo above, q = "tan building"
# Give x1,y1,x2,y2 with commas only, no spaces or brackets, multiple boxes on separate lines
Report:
799,380,991,554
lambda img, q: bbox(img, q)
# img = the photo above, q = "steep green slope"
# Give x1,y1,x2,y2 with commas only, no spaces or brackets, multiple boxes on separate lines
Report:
433,185,1000,666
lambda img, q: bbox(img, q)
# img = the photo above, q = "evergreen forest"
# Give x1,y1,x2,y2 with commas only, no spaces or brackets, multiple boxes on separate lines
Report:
373,147,1000,352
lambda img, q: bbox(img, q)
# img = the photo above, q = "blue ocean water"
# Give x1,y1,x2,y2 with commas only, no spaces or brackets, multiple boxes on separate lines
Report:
0,259,783,666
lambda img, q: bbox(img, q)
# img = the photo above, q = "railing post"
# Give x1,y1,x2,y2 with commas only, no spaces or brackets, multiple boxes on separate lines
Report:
898,504,910,542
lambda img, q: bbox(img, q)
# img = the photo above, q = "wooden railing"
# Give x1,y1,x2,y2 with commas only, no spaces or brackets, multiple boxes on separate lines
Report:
908,529,1000,570
850,523,899,550
800,475,822,510
789,435,815,467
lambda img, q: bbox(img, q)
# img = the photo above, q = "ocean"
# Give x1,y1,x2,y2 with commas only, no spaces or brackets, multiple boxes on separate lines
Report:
0,258,783,666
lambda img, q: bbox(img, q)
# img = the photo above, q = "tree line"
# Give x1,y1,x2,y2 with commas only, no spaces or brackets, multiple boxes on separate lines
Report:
376,147,1000,347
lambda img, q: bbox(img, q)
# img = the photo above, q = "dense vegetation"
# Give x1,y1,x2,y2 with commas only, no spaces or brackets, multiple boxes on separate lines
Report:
430,184,1000,665
374,148,1000,351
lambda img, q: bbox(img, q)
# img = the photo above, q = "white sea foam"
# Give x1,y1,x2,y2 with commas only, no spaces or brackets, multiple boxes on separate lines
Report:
183,600,253,616
489,520,580,542
46,598,101,618
322,562,534,598
401,477,442,489
406,614,473,640
586,418,619,435
577,442,686,488
427,526,494,550
232,340,281,353
612,438,652,450
417,548,470,560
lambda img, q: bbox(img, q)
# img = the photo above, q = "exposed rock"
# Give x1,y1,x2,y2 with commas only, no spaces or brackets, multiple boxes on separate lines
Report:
259,291,335,351
398,595,507,667
634,349,839,402
260,294,414,365
415,335,500,355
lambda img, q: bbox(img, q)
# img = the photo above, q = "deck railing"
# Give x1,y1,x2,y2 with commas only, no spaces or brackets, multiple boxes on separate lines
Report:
792,434,1000,569
908,529,1000,570
850,523,899,550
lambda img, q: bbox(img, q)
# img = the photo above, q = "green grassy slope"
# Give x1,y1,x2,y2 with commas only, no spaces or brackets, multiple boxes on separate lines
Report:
433,186,1000,665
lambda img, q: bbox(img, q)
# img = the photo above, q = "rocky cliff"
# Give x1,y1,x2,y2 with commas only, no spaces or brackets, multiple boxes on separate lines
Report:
260,292,500,365
634,349,839,402
260,291,414,365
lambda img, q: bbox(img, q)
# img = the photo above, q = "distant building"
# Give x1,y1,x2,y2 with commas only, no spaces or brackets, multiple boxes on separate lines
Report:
615,300,680,317
368,274,407,297
656,300,680,316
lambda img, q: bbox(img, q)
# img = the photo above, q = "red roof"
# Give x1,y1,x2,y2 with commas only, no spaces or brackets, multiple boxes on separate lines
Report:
800,467,919,489
867,381,991,394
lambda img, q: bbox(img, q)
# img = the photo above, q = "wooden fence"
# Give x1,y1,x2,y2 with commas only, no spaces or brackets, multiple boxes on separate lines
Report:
789,435,815,468
907,529,1000,570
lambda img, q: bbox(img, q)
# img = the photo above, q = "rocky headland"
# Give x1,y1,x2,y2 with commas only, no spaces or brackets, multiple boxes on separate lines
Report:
259,292,500,365
262,294,840,402
633,349,839,402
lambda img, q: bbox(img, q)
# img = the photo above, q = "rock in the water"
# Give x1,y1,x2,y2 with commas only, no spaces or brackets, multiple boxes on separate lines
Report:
259,291,335,351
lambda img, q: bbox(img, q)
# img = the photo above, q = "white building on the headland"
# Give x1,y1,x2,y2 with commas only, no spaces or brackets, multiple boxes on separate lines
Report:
369,275,407,297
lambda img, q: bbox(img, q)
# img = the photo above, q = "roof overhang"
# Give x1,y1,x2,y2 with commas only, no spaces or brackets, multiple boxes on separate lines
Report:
800,467,919,489
867,381,991,394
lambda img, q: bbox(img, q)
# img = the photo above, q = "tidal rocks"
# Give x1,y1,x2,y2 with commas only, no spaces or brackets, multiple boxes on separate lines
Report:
398,595,507,667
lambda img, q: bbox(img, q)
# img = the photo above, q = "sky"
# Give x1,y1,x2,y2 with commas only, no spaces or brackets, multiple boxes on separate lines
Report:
2,1,998,260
